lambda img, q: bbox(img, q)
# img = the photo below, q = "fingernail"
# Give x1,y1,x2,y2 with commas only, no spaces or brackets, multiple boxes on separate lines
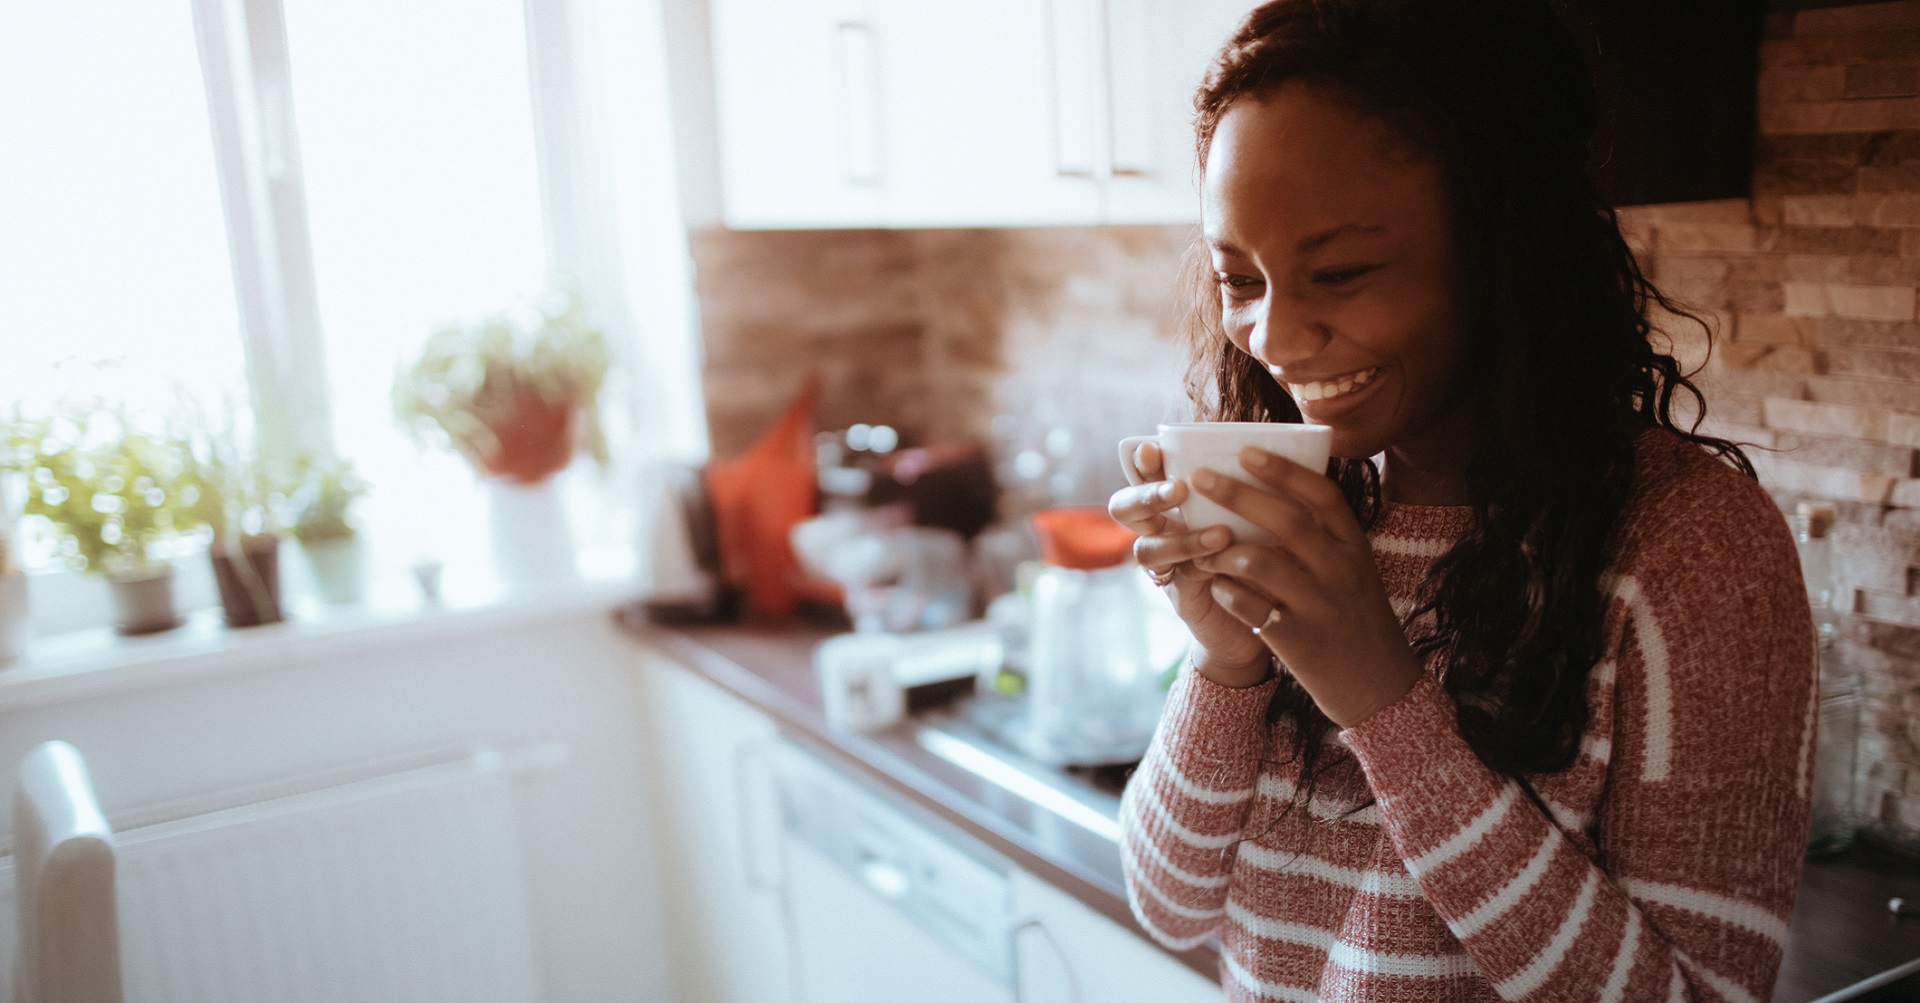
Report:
1156,481,1177,501
1241,446,1270,467
1201,527,1231,548
1192,468,1217,491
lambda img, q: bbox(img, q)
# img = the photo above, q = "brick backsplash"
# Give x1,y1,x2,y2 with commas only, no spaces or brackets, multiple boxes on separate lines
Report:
688,0,1920,853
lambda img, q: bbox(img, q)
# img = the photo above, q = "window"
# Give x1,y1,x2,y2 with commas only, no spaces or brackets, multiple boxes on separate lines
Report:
0,3,248,424
2,0,707,611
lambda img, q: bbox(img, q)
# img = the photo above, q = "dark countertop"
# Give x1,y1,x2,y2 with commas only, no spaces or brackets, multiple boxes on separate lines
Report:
626,618,1920,1000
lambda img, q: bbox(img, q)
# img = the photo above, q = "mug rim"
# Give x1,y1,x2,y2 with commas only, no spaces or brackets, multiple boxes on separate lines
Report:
1156,421,1330,433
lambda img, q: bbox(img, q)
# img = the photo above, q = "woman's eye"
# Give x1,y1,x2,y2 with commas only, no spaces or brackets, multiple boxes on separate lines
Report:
1312,265,1378,286
1215,273,1263,298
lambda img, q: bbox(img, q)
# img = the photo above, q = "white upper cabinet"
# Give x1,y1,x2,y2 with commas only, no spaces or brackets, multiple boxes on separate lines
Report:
1102,0,1252,223
709,0,884,228
706,0,1256,228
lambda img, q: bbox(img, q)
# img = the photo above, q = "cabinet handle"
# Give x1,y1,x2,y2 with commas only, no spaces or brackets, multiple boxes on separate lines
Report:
1100,0,1153,178
731,740,781,893
832,21,883,187
1011,918,1082,1003
1046,0,1100,179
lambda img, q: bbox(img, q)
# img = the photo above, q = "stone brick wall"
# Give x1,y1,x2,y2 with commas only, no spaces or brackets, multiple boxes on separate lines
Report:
689,224,1197,511
687,0,1920,852
1616,0,1920,852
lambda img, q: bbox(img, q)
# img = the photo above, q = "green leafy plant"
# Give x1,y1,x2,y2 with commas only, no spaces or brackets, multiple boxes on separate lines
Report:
287,454,369,544
0,406,194,577
172,408,288,545
392,291,609,484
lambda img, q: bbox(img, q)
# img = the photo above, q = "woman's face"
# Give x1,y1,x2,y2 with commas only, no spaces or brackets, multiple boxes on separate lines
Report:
1203,83,1476,469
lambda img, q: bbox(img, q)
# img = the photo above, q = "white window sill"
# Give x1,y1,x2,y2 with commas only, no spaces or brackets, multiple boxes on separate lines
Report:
0,546,642,713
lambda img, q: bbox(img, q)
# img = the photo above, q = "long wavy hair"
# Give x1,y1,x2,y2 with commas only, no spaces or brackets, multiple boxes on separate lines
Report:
1185,0,1755,794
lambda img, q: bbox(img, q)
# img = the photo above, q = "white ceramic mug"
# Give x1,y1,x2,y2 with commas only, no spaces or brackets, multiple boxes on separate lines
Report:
1118,422,1333,546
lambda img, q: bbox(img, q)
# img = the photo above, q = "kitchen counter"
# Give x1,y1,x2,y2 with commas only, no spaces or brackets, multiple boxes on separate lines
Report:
629,617,1920,1000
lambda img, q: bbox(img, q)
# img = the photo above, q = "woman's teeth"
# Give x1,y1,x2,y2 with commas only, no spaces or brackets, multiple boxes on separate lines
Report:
1290,367,1380,403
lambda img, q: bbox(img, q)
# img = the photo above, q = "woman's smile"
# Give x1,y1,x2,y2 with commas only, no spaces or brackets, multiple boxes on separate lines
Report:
1283,365,1384,420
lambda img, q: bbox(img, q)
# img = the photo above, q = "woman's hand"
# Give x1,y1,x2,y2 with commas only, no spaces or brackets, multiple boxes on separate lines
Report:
1109,441,1272,687
1189,446,1422,727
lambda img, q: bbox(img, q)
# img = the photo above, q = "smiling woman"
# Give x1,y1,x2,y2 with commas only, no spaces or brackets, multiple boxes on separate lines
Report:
1109,2,1817,1001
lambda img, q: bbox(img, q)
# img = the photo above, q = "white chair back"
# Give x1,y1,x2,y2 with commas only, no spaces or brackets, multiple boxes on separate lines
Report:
12,741,121,1003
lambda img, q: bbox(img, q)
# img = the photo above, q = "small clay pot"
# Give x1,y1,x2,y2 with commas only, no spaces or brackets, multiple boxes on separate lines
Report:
109,565,183,636
210,534,283,628
481,392,576,485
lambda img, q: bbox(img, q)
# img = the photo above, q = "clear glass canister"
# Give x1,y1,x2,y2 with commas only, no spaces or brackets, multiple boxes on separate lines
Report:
1020,507,1168,766
1796,502,1858,856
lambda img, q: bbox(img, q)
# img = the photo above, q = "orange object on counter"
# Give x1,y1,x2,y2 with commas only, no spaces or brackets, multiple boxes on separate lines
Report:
704,378,820,619
1029,506,1138,570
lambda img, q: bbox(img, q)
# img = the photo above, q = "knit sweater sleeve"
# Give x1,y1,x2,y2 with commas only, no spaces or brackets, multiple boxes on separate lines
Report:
1119,658,1283,950
1340,484,1816,1003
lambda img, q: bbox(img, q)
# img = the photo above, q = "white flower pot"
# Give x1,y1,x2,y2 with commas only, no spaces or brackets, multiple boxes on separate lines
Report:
486,478,577,586
0,571,28,664
108,564,183,636
300,535,368,605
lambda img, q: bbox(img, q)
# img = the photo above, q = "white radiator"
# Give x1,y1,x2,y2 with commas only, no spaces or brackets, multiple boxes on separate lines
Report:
2,744,557,1003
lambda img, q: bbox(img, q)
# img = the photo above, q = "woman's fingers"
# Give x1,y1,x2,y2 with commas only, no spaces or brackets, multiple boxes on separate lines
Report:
1236,446,1366,544
1135,524,1233,575
1131,441,1166,483
1196,541,1317,615
1189,467,1327,559
1208,574,1281,629
1108,478,1186,537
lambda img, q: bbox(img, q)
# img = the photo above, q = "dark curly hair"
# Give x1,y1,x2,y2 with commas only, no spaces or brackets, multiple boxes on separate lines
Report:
1183,0,1755,794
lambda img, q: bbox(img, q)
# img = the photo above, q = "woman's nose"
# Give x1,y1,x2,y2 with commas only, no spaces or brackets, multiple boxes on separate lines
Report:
1249,295,1330,368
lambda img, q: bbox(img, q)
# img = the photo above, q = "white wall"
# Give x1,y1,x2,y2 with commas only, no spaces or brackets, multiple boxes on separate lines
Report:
0,607,672,1002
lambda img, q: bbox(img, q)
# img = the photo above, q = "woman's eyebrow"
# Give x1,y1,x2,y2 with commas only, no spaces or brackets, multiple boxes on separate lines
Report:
1298,223,1387,254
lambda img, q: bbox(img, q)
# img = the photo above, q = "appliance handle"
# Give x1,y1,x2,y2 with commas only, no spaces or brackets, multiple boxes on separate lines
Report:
731,739,782,893
1010,917,1081,1002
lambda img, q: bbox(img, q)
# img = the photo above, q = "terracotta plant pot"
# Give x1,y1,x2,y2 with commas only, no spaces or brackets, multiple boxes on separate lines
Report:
108,565,183,636
482,392,576,485
210,534,283,628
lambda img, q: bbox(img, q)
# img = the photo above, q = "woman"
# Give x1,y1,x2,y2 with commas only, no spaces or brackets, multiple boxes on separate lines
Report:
1110,2,1816,1001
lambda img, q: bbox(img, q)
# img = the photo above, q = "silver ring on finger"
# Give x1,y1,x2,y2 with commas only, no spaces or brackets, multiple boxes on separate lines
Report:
1144,565,1177,588
1254,605,1285,635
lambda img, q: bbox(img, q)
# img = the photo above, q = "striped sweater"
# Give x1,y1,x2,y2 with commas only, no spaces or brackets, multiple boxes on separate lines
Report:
1119,428,1818,1002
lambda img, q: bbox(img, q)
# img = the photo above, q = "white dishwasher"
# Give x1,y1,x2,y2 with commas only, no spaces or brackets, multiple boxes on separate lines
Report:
772,738,1020,1003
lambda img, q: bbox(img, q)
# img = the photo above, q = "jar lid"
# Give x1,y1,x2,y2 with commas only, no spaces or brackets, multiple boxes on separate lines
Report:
1029,506,1136,569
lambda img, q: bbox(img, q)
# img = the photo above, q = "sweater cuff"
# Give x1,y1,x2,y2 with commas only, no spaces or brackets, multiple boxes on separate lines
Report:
1338,674,1507,847
1158,656,1282,768
1338,673,1457,773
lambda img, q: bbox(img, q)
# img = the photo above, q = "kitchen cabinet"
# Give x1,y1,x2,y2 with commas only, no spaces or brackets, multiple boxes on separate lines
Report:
639,655,796,1003
1012,869,1224,1003
706,0,1253,229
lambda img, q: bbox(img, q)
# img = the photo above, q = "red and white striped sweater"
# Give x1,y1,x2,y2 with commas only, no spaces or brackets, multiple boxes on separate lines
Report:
1120,428,1818,1002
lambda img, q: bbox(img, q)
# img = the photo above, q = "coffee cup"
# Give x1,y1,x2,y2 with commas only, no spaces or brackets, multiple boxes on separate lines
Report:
1118,422,1333,546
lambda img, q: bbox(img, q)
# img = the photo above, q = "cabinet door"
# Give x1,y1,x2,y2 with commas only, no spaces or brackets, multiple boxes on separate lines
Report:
871,0,1102,227
1012,869,1224,1003
640,655,795,1003
709,0,883,227
1100,0,1254,224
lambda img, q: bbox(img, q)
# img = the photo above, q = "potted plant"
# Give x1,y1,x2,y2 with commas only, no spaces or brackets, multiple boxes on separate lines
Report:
392,292,610,485
1,406,192,635
176,416,288,629
288,453,369,604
